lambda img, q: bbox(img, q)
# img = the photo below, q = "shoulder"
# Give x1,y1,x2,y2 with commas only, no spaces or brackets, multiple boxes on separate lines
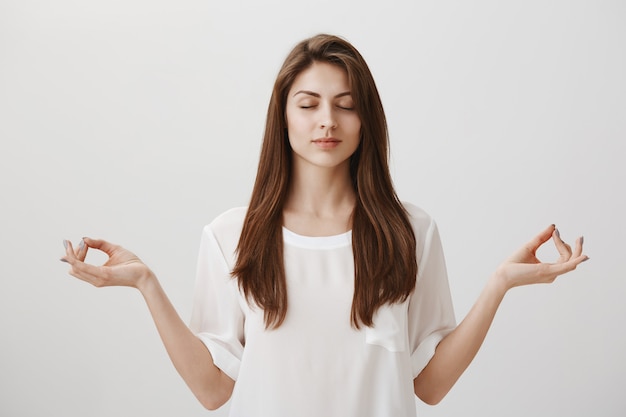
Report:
401,201,435,233
401,202,442,265
197,207,248,267
203,207,248,249
207,207,247,231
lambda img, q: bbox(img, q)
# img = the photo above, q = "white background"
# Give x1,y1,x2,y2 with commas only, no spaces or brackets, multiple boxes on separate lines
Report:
1,0,624,416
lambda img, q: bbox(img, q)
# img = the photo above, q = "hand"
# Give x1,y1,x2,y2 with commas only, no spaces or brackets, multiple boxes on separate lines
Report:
60,237,155,290
495,224,589,291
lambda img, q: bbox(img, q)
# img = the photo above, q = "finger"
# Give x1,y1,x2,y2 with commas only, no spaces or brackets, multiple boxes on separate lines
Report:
82,237,119,255
60,244,96,283
572,236,584,258
64,256,114,287
548,253,589,276
70,260,107,282
74,238,88,262
62,240,98,273
68,263,102,286
61,239,119,288
525,224,556,253
552,228,573,262
63,239,77,261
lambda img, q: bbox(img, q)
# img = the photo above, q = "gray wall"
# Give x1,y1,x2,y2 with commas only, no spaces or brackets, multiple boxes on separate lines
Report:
1,0,624,416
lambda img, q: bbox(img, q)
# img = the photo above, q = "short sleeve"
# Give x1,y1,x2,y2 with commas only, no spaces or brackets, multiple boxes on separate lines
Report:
408,218,456,377
189,224,245,382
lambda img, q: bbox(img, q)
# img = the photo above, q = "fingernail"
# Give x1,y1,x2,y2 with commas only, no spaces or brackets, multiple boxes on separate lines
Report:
555,228,560,238
63,240,68,249
580,236,584,245
79,239,85,249
60,258,69,263
582,256,590,263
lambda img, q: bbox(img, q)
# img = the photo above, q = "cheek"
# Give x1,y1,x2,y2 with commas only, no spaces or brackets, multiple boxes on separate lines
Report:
286,117,304,147
348,117,362,138
286,113,310,136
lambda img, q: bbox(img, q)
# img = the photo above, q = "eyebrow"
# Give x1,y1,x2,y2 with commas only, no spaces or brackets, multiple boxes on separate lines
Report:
293,90,352,98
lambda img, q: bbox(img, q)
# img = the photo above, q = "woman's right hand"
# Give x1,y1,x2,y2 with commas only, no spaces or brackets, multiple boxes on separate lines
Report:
60,237,155,291
61,238,234,408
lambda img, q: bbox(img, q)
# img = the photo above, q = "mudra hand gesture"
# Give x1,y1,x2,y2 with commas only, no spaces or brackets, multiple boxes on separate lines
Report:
495,224,588,291
61,237,155,291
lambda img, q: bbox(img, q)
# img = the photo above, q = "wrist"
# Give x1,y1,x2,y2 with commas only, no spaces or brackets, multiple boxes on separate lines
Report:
136,268,158,294
487,271,510,299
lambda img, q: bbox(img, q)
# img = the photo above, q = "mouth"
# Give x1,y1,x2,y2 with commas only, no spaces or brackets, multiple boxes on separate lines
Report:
312,137,341,149
312,137,341,144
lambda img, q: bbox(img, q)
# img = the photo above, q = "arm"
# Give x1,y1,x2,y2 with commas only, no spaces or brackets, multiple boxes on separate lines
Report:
61,238,234,410
413,225,588,405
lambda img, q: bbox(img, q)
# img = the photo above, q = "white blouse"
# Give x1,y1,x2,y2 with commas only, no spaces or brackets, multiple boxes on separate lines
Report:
189,203,456,417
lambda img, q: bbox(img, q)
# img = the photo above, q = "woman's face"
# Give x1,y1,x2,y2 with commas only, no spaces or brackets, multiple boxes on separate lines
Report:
285,62,361,173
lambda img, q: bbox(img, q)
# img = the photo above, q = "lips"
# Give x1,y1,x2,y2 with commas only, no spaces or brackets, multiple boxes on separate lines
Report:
312,137,341,149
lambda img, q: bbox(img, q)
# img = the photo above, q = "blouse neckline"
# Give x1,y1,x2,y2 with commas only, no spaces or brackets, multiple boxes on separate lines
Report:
282,227,352,249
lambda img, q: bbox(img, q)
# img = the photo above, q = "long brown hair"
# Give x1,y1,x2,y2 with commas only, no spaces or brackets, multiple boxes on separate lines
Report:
232,34,417,329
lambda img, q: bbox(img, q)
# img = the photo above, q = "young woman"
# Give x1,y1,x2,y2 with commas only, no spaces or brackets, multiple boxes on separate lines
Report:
60,34,588,417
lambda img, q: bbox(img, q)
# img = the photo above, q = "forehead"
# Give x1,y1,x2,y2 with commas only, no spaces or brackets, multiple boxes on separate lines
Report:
289,62,351,96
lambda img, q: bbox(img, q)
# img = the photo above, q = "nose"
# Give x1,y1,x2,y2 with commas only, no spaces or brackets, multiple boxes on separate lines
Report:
319,104,337,132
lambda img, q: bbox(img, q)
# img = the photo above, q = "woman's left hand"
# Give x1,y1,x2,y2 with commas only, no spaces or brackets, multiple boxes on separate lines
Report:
414,225,588,404
496,224,589,291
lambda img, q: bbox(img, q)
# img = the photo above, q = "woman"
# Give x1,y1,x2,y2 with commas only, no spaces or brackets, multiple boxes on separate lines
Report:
60,34,588,417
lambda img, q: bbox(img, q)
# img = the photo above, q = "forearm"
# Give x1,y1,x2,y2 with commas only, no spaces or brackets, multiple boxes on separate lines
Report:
414,274,508,405
138,274,234,410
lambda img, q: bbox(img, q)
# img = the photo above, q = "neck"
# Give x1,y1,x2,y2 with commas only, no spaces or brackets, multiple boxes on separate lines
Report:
282,160,356,235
